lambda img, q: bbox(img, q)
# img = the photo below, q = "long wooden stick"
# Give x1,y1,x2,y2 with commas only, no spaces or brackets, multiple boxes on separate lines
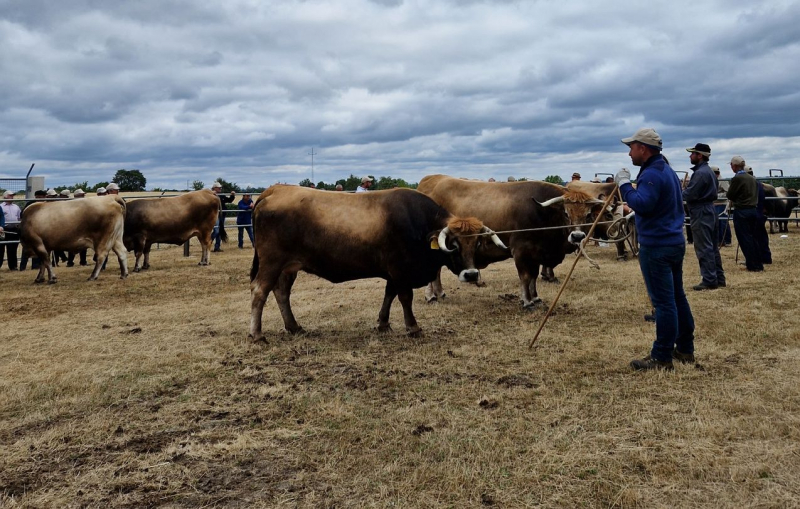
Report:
528,187,619,349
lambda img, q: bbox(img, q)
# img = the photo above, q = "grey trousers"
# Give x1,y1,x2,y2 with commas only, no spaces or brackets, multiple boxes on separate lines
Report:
689,204,725,286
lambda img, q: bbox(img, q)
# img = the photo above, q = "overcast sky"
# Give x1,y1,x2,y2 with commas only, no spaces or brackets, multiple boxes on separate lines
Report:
2,0,800,189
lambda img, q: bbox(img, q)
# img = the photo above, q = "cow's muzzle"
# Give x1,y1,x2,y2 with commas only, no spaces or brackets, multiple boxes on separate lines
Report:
459,268,480,282
568,231,586,244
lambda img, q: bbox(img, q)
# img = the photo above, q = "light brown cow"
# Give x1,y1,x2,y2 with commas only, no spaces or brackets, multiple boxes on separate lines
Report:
20,196,128,283
566,180,631,260
123,190,226,271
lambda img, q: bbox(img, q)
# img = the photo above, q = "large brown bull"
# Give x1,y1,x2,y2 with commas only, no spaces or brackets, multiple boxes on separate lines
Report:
417,175,605,308
20,196,128,283
248,185,506,341
123,190,226,271
763,184,798,233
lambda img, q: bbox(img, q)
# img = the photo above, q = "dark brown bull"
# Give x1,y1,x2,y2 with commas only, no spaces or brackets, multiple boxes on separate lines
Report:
763,184,798,233
417,175,605,308
123,190,226,271
248,185,505,341
20,196,128,283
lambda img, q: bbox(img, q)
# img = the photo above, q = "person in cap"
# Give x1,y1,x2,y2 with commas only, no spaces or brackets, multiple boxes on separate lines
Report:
487,178,496,183
507,176,516,182
683,143,725,290
59,189,71,198
0,191,22,270
236,192,255,249
745,165,772,265
356,176,373,193
211,181,235,252
571,172,581,181
727,156,763,271
73,188,86,197
712,166,732,246
96,187,107,196
615,128,695,371
106,183,120,195
335,184,344,191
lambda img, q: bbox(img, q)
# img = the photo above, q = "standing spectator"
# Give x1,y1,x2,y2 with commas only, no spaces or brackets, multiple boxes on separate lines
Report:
683,143,725,290
19,190,47,271
46,189,58,198
571,172,581,181
0,191,22,271
96,187,108,196
746,165,772,264
616,128,695,371
488,178,496,183
211,182,235,251
714,166,732,246
335,184,344,191
59,189,71,198
106,183,120,195
356,176,373,193
507,176,516,182
727,156,763,272
237,193,255,249
67,189,89,267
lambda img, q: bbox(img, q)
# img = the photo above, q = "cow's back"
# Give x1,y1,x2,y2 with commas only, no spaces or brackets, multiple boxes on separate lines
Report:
254,186,448,285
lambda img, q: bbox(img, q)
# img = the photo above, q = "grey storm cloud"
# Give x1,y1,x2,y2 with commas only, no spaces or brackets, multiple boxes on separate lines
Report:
1,0,799,189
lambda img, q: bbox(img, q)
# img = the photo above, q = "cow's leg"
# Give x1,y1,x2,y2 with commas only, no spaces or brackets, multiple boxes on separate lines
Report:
249,267,280,343
424,267,446,303
540,266,559,283
33,246,51,283
378,282,398,332
199,232,212,266
273,271,303,334
142,242,152,270
514,256,542,309
113,239,128,279
133,250,143,272
397,287,422,337
88,248,107,280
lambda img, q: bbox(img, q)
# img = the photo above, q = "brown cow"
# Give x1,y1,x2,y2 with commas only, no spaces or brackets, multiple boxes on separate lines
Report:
123,190,226,271
417,175,605,308
248,185,505,341
20,196,128,283
566,180,631,260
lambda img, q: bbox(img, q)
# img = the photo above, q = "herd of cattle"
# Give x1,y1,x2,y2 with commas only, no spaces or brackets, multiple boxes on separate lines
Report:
17,176,796,340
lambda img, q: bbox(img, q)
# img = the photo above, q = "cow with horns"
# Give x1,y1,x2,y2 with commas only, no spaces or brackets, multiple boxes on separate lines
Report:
247,185,505,341
417,175,608,308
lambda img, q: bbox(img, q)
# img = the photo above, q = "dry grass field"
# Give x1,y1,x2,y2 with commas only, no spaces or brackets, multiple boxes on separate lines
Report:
1,230,799,508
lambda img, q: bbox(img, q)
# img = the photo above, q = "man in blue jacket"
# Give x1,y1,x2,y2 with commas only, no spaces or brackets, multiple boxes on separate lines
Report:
683,143,725,290
615,128,695,371
237,193,255,249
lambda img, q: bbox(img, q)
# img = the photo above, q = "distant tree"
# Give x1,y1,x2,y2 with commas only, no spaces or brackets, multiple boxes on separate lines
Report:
214,177,241,193
70,180,89,191
375,176,411,190
341,174,364,191
112,169,147,191
192,180,205,191
544,175,564,185
517,177,528,182
91,181,110,192
298,178,313,188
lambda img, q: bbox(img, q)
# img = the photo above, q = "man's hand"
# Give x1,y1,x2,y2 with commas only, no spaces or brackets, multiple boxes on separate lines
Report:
615,168,631,187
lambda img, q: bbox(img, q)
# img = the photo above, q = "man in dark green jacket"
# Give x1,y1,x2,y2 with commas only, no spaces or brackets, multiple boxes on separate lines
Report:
727,156,762,271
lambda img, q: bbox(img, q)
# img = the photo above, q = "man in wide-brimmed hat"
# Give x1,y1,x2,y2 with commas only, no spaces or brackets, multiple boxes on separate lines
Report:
683,143,725,291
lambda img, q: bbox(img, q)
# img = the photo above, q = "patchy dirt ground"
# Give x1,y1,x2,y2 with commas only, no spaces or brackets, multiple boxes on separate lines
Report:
1,231,799,507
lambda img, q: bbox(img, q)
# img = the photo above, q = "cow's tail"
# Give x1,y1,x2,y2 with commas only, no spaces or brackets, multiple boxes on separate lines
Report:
113,195,127,218
250,248,259,283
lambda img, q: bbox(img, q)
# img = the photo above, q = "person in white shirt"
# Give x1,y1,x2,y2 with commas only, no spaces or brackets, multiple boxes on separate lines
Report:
356,176,373,193
0,191,22,270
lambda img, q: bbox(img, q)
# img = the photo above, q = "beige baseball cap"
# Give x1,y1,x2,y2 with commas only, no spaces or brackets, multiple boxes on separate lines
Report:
621,128,663,150
361,176,373,184
59,189,71,197
106,183,120,191
730,155,745,166
74,188,85,196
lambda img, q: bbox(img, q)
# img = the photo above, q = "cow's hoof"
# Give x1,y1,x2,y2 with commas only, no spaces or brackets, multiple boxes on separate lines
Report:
287,326,306,335
142,264,150,270
522,299,542,310
406,327,423,338
198,262,209,266
133,267,140,273
48,279,58,285
120,274,128,280
248,333,267,344
87,276,97,281
542,277,559,284
34,279,44,284
377,324,392,333
425,293,445,304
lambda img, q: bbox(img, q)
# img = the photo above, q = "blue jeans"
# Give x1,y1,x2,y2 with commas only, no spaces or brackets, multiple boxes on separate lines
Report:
237,225,254,247
638,244,695,361
211,216,224,250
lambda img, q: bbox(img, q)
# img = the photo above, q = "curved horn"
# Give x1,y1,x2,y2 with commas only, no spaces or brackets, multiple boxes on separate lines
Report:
587,198,607,205
437,227,456,253
482,226,508,250
536,195,565,207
